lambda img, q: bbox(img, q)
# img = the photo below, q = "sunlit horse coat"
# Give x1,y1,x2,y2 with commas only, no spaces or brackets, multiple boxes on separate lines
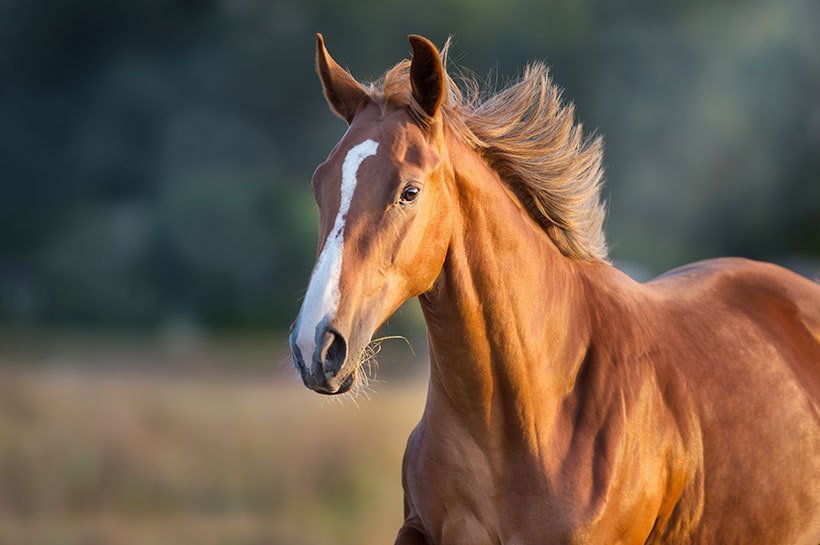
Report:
290,34,820,545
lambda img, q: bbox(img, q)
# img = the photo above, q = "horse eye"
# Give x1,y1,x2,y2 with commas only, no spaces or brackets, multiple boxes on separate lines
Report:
400,185,420,204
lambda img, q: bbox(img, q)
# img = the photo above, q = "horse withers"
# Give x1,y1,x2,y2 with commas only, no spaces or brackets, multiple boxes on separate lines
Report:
289,34,820,545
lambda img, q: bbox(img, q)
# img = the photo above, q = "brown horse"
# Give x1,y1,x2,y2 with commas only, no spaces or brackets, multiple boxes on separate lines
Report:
289,34,820,545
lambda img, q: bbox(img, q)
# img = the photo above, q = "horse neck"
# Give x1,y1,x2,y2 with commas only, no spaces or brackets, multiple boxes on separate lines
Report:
419,135,597,444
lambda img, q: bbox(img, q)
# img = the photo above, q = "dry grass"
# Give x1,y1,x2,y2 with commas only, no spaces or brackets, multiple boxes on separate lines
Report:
0,358,427,545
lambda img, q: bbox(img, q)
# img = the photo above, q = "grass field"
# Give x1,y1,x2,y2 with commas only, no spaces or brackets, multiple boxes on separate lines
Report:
0,337,427,545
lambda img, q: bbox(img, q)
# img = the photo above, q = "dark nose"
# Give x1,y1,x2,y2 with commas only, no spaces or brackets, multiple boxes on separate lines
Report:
316,327,347,379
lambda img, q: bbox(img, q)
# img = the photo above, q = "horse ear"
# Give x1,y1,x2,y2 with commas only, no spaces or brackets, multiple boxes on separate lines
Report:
316,33,367,123
408,35,446,118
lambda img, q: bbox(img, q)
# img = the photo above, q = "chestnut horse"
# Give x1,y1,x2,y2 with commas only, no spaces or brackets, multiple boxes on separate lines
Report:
289,34,820,545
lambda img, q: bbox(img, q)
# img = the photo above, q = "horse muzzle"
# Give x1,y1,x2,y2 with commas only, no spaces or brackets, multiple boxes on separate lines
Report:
289,324,356,395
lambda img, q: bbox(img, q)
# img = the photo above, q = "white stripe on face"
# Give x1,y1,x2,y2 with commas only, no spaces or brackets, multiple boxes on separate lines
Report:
294,139,379,373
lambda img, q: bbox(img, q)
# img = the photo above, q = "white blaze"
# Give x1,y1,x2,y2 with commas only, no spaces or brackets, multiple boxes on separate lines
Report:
294,139,379,371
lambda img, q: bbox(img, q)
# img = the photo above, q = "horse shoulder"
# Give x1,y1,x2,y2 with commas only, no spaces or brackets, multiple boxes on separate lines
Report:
645,258,820,544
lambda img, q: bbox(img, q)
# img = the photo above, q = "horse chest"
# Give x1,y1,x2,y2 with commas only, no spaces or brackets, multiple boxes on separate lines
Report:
403,427,503,544
403,432,580,545
402,418,665,545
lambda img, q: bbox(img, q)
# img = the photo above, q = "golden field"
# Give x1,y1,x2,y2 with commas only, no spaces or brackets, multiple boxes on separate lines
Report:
0,336,427,545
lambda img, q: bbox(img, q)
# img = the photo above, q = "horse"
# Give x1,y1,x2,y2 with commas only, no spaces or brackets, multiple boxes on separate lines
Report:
288,34,820,545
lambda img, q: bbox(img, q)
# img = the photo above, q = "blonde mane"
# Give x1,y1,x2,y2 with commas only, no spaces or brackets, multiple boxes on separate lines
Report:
367,43,608,262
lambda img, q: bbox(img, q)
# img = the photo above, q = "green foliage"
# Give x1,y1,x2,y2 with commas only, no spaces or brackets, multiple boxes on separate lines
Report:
1,0,818,331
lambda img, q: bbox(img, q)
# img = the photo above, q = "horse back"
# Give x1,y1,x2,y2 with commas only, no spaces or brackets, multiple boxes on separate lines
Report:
650,257,820,397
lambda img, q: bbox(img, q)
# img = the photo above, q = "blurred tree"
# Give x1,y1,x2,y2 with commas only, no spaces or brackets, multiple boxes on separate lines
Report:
0,0,817,331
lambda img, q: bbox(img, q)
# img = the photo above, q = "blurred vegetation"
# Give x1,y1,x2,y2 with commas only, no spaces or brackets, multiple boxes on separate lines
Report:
1,0,818,334
0,363,425,545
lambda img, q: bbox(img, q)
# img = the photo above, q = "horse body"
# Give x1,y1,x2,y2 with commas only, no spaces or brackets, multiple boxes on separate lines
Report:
291,34,820,545
395,132,820,545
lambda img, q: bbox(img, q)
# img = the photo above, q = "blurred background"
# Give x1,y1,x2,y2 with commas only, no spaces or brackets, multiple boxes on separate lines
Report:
0,0,818,543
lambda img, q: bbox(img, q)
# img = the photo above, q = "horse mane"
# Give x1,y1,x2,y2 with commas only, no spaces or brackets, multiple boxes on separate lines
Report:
367,41,608,262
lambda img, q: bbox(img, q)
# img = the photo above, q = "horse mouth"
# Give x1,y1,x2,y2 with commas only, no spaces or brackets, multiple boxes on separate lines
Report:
312,369,356,396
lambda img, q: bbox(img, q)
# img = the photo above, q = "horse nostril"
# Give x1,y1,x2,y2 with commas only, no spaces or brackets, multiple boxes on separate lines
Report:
317,328,347,378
